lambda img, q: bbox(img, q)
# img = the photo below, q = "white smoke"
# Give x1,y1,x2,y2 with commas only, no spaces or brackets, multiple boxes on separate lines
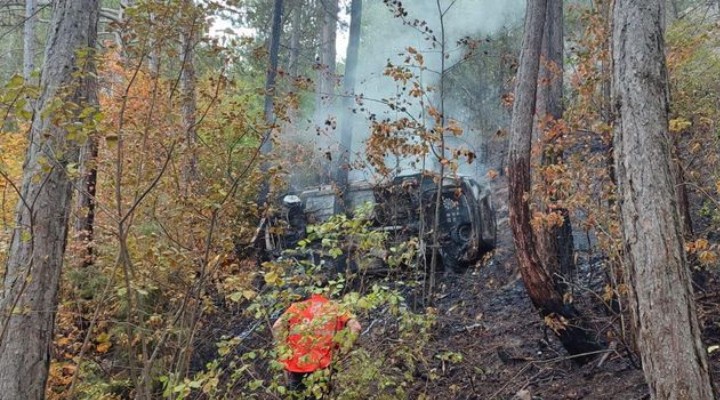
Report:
338,0,524,183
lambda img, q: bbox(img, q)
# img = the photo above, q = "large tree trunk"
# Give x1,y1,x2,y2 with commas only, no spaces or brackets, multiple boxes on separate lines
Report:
23,0,37,82
508,0,600,361
612,1,716,398
336,0,362,207
0,1,99,398
535,0,575,288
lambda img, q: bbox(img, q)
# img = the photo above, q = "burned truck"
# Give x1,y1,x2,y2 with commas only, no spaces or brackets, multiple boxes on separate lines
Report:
255,172,496,273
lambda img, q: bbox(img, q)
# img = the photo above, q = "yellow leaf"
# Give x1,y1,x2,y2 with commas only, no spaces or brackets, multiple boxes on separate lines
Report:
203,377,220,394
698,250,717,265
96,342,112,354
602,285,614,302
264,271,280,286
543,313,568,333
669,118,691,133
696,239,710,250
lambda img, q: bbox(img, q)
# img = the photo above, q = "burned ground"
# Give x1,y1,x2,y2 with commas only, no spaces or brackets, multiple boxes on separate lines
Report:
193,179,720,400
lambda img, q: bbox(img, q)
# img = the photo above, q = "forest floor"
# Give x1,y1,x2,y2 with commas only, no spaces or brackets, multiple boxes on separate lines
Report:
197,180,720,399
407,181,720,399
415,230,650,399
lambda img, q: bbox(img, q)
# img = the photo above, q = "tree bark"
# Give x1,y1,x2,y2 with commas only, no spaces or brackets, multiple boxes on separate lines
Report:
612,0,716,398
336,0,362,207
23,0,37,82
508,0,599,361
535,0,575,288
0,1,99,398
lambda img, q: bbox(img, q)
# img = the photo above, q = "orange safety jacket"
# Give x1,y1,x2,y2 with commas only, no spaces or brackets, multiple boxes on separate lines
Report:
278,294,350,373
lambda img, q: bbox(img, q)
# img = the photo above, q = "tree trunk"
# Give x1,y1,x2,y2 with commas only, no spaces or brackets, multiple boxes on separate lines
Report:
315,0,338,112
74,122,99,268
258,0,284,206
597,0,616,191
336,0,362,207
180,0,198,185
74,0,101,269
148,11,161,78
669,0,680,20
535,0,575,288
672,139,693,237
0,1,99,398
263,0,284,140
612,0,716,398
23,0,37,82
508,0,600,361
288,1,302,77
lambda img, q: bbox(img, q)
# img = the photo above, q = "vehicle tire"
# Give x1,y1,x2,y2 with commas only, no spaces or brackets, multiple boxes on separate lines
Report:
478,195,497,251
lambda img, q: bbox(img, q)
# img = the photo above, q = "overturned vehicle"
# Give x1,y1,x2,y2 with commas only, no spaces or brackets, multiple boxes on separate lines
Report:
255,172,497,273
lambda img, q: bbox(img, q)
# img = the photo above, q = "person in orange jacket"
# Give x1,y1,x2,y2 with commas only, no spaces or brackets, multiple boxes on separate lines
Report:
272,293,361,396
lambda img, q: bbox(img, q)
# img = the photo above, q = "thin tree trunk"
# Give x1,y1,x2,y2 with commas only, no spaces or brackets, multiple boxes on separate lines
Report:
180,0,198,186
597,0,616,192
612,0,716,398
508,0,600,361
263,0,284,132
672,139,693,237
148,11,161,78
535,0,575,288
336,0,362,208
288,1,302,78
23,0,37,82
74,126,99,268
258,0,284,205
74,0,101,269
0,1,99,398
315,0,338,112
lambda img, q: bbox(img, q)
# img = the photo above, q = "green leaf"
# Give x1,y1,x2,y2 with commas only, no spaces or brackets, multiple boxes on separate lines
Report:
329,247,343,258
228,292,243,303
6,74,23,89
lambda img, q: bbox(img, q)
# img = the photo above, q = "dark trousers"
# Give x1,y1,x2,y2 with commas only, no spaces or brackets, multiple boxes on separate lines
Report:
287,371,310,393
286,370,329,399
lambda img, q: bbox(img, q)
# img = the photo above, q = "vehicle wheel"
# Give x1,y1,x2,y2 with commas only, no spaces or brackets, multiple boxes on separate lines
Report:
479,195,497,251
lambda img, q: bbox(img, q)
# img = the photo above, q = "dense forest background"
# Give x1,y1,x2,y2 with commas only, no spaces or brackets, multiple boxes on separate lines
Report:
1,0,720,399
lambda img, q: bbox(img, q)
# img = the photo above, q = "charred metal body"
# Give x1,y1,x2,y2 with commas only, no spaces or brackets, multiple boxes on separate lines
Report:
254,172,497,273
372,173,496,271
